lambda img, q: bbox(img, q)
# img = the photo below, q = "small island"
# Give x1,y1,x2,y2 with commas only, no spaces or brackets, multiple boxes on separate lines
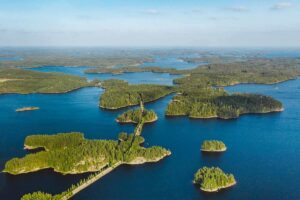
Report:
99,79,174,109
166,87,283,119
16,106,40,112
201,140,227,152
116,108,157,124
193,167,236,192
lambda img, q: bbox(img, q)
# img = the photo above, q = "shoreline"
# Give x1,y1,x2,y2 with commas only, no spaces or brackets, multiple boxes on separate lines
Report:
16,106,39,112
126,151,171,165
166,107,284,120
201,147,227,152
200,181,237,192
116,116,158,124
0,85,93,95
100,92,174,110
3,152,171,175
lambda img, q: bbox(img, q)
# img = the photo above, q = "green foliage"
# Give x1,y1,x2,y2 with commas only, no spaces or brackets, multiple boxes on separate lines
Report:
85,66,181,75
166,87,283,119
100,81,174,109
118,132,128,141
174,58,300,87
4,132,170,175
193,167,236,191
0,68,90,94
21,191,53,200
25,132,84,150
86,58,300,87
117,108,157,123
0,49,150,68
201,140,226,152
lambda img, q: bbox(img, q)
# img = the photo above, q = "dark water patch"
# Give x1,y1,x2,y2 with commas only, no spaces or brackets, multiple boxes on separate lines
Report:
0,169,90,199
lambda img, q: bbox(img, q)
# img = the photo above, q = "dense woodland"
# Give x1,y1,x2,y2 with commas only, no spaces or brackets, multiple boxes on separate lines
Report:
21,192,54,200
201,140,227,152
0,68,91,94
193,167,236,192
85,66,181,75
4,132,170,175
173,58,300,87
0,48,152,69
117,108,157,123
166,87,283,119
86,58,300,87
100,80,174,109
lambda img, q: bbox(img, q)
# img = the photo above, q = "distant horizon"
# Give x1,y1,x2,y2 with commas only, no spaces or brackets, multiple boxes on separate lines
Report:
0,0,299,47
0,46,300,49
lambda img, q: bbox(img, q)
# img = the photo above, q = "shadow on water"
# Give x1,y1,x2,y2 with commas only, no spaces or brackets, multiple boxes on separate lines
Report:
201,151,226,158
1,169,91,199
25,147,45,154
196,184,237,199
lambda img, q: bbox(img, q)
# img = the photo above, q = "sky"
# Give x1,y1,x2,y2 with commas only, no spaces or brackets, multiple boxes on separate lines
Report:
0,0,299,47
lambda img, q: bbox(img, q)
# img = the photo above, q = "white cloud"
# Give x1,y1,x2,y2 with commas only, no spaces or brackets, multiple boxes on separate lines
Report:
271,2,293,10
225,6,249,12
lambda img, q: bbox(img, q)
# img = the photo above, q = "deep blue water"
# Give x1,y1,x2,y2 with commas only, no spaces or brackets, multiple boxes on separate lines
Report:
0,75,300,199
28,67,181,86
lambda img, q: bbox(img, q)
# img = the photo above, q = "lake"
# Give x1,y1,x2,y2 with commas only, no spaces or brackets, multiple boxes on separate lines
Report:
1,53,300,199
27,66,182,86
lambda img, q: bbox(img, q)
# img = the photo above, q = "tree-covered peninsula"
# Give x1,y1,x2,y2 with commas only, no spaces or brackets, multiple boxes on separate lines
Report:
193,167,236,192
166,87,283,119
87,58,300,87
116,108,157,124
0,68,91,94
99,80,174,109
201,140,227,152
173,58,300,87
3,132,170,175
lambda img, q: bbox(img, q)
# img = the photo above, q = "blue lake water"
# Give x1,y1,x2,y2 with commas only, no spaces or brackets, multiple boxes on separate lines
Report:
0,72,300,199
141,56,203,69
27,66,181,86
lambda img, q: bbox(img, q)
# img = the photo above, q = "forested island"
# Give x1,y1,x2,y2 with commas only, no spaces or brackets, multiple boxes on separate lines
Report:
99,80,174,109
0,48,152,68
201,140,227,152
86,58,300,87
85,66,181,75
173,58,300,87
16,106,39,112
116,108,157,124
3,132,170,175
0,68,92,94
166,87,283,119
193,167,236,192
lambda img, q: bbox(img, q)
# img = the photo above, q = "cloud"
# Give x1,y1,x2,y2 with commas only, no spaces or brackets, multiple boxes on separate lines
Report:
142,9,160,15
225,6,249,12
271,2,293,10
209,17,219,21
191,8,202,13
